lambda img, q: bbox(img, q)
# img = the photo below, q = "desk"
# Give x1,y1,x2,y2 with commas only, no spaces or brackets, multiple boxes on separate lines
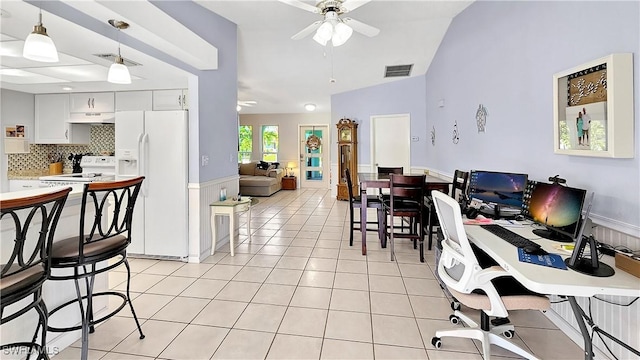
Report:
210,198,252,256
357,173,450,258
465,224,640,359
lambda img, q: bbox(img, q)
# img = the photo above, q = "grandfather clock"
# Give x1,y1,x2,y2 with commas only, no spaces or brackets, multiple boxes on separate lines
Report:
336,118,358,201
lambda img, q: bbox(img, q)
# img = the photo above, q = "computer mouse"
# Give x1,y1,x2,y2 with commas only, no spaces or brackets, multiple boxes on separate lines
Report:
523,245,548,256
514,214,525,221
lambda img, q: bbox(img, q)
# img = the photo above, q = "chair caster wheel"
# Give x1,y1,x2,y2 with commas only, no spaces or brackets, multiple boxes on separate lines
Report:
139,335,145,339
449,314,460,325
431,337,442,349
450,301,461,311
503,330,515,339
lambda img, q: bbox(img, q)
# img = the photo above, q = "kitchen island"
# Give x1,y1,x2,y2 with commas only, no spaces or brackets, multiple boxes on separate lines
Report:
1,186,109,356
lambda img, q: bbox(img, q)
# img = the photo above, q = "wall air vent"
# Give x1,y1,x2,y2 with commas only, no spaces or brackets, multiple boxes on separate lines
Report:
93,53,141,67
384,64,413,78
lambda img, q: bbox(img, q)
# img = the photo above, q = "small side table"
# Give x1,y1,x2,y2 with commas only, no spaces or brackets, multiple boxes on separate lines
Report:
210,197,252,256
282,176,297,190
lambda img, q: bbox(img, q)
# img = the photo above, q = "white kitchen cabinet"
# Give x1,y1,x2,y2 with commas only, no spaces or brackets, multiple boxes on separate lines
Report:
35,94,91,144
70,92,114,113
116,91,153,111
9,180,40,192
152,89,188,110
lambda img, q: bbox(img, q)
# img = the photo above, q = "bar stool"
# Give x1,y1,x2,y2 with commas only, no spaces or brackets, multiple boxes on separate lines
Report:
1,187,71,360
47,177,145,360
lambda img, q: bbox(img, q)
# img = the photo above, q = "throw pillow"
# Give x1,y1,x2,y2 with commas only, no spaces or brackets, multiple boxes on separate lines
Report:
255,167,269,176
271,162,280,169
257,161,270,170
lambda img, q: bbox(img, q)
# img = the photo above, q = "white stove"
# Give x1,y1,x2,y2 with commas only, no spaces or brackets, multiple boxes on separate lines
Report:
39,156,115,189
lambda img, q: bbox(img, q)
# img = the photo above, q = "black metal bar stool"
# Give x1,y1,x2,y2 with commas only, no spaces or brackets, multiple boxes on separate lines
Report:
46,177,145,360
1,187,71,360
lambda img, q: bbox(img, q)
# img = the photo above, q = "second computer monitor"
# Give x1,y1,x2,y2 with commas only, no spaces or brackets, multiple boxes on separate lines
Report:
468,170,528,209
525,182,587,242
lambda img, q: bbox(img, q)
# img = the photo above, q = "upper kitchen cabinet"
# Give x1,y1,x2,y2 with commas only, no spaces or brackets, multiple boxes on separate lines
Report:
35,94,90,144
116,91,153,111
70,92,115,113
153,89,188,110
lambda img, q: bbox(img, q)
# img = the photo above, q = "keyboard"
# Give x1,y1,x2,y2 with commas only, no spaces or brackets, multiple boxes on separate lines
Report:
480,224,540,249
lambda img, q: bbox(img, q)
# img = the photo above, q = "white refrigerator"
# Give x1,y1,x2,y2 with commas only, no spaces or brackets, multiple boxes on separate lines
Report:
115,110,188,259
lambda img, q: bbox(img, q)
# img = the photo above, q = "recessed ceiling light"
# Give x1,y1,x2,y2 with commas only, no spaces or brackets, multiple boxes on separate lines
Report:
62,86,73,91
305,103,316,111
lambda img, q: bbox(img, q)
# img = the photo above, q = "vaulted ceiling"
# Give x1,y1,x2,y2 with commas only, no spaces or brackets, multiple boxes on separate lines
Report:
0,1,472,114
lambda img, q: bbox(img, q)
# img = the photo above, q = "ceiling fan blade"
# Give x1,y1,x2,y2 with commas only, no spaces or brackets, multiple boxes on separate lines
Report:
291,21,323,40
342,17,380,37
238,101,257,107
278,0,320,14
341,0,371,12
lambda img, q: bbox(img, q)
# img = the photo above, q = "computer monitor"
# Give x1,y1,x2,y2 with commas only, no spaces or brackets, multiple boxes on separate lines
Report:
468,170,528,211
524,182,587,243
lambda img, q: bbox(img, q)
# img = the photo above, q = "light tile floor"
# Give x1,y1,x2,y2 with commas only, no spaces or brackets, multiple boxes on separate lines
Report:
56,188,583,359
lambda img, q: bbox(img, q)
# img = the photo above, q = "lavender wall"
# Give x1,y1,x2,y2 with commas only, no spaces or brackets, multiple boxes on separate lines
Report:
332,1,639,233
331,75,427,166
425,0,639,232
152,1,238,182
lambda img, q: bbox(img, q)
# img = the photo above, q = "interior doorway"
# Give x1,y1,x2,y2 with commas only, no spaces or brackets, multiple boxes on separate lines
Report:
299,125,329,189
371,114,411,173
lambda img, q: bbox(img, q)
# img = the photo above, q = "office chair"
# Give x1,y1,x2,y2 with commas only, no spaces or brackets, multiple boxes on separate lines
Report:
345,169,385,247
430,190,550,360
1,187,71,360
383,174,425,261
47,177,145,360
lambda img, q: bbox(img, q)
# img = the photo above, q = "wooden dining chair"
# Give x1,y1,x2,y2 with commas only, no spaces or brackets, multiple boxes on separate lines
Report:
425,170,469,251
345,169,385,247
383,174,426,261
376,166,403,199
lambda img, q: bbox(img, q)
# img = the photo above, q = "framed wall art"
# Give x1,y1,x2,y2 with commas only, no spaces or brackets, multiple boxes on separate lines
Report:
553,53,634,158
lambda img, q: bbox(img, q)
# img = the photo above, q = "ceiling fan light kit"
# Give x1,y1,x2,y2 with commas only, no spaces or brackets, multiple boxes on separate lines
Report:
282,0,378,47
23,9,59,62
107,19,131,84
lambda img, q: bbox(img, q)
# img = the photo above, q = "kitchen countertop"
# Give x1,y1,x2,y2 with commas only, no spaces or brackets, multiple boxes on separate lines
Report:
8,169,72,180
1,184,83,200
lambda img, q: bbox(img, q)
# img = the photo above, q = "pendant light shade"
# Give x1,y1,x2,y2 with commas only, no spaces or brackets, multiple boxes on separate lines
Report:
107,20,131,85
23,10,59,62
108,55,131,84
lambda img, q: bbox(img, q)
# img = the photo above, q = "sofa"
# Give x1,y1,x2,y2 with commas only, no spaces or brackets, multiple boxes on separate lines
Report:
238,161,285,196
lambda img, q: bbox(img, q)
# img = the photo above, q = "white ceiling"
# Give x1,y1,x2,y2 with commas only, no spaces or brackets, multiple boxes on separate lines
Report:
0,0,472,114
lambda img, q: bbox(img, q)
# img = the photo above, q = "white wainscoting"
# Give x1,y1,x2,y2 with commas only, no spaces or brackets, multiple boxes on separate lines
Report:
188,175,239,263
547,226,640,360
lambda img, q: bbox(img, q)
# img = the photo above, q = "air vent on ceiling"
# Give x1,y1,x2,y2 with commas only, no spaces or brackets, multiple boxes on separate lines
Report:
93,53,141,67
384,64,413,78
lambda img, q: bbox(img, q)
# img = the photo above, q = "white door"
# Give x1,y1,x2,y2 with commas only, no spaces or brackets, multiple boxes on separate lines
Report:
299,125,329,189
371,114,411,172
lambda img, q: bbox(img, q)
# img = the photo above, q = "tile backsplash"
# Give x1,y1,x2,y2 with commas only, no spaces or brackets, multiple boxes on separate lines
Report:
7,124,115,172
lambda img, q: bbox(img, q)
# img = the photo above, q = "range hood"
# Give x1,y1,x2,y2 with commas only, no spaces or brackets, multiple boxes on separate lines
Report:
67,112,115,124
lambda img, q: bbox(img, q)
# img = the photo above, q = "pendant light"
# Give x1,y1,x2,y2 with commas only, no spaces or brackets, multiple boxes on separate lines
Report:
107,20,131,84
23,8,59,62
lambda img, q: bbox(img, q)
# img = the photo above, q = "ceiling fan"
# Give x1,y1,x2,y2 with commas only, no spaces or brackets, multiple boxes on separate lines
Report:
237,100,257,111
280,0,380,46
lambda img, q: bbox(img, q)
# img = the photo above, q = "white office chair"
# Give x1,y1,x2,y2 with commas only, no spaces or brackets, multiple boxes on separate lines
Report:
430,191,550,360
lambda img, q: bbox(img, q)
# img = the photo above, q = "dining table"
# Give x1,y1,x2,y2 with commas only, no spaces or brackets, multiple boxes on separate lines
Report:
357,172,451,260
